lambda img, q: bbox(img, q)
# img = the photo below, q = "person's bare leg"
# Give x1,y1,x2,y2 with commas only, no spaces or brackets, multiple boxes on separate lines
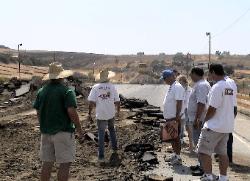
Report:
41,162,53,181
172,138,181,155
218,154,229,176
58,163,71,181
186,126,193,151
199,153,212,174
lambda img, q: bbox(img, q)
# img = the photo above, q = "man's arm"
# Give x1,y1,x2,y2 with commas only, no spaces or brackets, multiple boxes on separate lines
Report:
67,107,83,135
193,102,205,129
204,106,217,122
176,100,182,124
195,102,205,119
88,101,96,115
234,106,237,118
115,101,120,117
88,101,96,123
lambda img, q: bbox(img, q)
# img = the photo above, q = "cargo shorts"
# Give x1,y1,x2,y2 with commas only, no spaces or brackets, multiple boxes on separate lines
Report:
40,132,76,163
197,128,229,156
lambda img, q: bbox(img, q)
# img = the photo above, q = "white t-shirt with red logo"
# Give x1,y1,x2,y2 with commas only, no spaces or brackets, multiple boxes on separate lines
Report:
204,80,235,133
88,83,120,120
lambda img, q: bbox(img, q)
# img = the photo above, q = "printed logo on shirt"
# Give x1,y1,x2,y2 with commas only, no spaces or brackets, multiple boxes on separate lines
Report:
225,88,233,95
99,86,111,90
98,91,111,100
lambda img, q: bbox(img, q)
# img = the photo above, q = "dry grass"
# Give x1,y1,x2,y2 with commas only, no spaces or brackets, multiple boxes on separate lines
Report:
0,63,48,79
237,94,250,101
235,70,250,74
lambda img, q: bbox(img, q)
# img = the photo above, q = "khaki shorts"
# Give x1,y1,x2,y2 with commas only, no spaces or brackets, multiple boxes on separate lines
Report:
197,128,229,156
40,132,76,163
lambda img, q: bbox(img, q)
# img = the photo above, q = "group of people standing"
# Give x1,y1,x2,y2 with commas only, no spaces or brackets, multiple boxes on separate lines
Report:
34,63,120,181
161,64,237,181
34,62,236,181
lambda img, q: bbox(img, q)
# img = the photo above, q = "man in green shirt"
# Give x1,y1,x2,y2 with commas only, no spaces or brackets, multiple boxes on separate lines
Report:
34,62,83,181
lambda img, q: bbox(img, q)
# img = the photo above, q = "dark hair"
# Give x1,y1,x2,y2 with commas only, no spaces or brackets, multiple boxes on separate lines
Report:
191,67,204,77
50,79,63,84
172,69,180,76
209,64,225,76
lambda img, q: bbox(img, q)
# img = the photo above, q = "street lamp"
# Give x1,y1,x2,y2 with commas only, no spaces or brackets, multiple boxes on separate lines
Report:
18,43,22,78
206,32,211,67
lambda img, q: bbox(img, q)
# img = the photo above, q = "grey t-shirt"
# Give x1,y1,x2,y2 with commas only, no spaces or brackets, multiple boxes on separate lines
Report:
187,79,211,122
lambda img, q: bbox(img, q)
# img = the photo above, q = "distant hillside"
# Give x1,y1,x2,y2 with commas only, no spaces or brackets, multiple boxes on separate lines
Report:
0,48,173,70
0,45,10,49
1,45,250,71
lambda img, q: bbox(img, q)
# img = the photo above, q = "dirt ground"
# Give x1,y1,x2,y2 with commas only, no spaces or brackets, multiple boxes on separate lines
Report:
0,95,250,181
0,97,161,181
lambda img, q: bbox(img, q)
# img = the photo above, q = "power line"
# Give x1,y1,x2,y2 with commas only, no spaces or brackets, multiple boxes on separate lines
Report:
213,7,250,38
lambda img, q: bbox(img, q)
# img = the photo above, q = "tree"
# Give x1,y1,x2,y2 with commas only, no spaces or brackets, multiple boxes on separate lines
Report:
172,52,193,77
172,52,185,66
215,51,221,56
222,51,230,56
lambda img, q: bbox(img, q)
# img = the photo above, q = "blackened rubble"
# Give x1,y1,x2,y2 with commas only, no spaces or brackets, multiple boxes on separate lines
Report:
120,94,149,109
120,94,167,173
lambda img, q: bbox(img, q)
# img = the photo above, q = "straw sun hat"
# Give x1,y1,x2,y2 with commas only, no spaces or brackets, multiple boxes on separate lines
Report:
43,62,73,81
95,69,116,83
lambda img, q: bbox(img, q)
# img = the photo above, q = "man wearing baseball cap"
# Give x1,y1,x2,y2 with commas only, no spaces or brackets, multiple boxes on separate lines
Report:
161,69,185,165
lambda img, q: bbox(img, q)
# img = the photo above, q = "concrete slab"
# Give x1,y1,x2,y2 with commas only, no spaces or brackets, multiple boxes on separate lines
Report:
15,83,30,97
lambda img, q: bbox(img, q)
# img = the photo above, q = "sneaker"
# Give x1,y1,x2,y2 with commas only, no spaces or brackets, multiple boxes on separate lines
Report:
192,168,204,176
171,156,182,165
190,165,200,171
215,176,229,181
166,146,173,153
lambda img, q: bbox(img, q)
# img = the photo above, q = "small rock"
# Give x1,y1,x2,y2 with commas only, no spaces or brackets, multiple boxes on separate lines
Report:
147,174,173,181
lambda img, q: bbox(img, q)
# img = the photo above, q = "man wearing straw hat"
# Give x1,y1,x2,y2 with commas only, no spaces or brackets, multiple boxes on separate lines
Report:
88,69,120,163
34,62,83,181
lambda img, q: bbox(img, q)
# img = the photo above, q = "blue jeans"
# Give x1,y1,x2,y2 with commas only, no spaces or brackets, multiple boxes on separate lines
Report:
97,118,117,159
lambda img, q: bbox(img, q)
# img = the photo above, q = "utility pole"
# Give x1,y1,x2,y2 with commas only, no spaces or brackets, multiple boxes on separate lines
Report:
93,62,96,75
206,32,211,67
18,43,22,78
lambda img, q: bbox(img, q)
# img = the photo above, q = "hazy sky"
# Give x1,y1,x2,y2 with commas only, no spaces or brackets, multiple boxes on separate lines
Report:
1,0,250,54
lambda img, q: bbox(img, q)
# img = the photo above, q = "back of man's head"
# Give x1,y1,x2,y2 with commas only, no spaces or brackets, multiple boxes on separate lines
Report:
209,64,225,76
191,67,204,77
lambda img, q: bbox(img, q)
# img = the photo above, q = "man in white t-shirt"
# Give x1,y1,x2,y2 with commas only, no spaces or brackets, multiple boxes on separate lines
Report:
188,67,211,176
177,75,192,144
88,70,120,162
161,69,185,165
197,64,234,181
